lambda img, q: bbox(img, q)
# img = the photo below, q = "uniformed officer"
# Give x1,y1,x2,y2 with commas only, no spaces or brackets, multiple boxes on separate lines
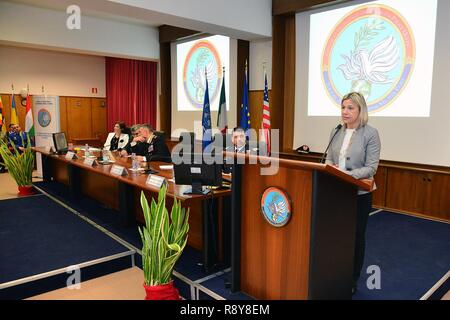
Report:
8,124,28,153
121,124,171,163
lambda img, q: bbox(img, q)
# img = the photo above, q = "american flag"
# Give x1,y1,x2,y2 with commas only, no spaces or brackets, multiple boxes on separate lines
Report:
260,72,271,155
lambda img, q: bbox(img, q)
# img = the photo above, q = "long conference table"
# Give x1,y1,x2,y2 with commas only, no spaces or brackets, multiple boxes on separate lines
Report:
33,147,231,274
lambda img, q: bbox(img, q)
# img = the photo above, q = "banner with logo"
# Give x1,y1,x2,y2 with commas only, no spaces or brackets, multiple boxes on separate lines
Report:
32,95,60,177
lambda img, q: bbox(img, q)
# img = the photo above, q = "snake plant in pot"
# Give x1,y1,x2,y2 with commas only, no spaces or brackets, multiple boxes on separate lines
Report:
0,135,35,196
138,184,189,300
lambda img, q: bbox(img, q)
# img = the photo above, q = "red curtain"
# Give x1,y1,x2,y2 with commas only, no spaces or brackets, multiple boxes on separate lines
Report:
105,57,157,132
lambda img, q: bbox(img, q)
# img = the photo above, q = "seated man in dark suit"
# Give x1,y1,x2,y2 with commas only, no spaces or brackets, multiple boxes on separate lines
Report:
121,124,142,156
223,127,248,173
121,124,171,163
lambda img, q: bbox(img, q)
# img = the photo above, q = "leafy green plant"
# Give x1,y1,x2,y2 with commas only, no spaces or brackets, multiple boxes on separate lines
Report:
0,135,34,187
138,184,189,286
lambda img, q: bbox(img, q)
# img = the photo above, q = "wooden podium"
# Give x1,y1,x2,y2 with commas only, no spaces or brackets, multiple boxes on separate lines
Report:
229,153,373,300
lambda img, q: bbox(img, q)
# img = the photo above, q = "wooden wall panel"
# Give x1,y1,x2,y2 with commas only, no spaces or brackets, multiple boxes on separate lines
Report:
1,94,107,143
270,14,296,151
271,15,286,146
66,97,92,141
59,97,68,135
386,168,450,220
372,166,387,207
159,42,171,135
422,172,450,220
91,98,107,141
283,15,296,152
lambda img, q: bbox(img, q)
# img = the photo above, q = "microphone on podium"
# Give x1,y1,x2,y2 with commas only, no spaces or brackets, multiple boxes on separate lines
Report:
319,124,343,164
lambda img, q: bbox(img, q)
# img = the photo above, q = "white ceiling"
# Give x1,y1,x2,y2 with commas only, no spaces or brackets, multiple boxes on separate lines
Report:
6,0,272,40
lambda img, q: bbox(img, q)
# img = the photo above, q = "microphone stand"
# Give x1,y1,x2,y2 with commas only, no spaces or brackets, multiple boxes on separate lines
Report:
319,125,342,164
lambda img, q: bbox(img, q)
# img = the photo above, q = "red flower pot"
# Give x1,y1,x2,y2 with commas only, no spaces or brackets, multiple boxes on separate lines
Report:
143,281,180,300
18,185,35,196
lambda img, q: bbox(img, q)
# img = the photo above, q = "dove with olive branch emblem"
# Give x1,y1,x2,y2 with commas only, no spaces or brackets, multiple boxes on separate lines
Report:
338,35,400,101
190,53,217,103
267,195,289,222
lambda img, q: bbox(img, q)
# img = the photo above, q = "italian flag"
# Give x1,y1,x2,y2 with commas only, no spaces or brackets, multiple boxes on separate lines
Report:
25,94,35,137
217,69,228,134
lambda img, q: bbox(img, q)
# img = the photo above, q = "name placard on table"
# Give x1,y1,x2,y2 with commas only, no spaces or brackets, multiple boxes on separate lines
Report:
83,157,97,167
65,151,77,160
110,165,128,176
45,146,55,153
146,174,167,189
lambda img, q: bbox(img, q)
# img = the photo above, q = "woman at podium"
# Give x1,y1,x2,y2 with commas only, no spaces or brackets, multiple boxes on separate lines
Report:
324,92,381,294
104,121,130,151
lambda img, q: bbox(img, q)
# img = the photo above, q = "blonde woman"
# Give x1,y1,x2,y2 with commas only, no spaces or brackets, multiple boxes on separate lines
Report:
325,92,381,295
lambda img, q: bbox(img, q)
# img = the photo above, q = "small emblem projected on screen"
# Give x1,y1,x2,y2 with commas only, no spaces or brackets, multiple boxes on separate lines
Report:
183,40,222,109
322,4,415,113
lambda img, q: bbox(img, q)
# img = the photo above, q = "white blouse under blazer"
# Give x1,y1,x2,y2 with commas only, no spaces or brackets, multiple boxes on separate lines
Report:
103,132,129,150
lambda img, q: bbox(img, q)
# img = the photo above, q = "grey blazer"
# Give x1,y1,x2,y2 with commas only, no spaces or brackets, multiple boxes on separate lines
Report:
325,124,381,181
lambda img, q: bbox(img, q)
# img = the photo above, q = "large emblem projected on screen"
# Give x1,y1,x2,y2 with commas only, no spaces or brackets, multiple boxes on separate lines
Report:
183,40,223,109
322,5,415,113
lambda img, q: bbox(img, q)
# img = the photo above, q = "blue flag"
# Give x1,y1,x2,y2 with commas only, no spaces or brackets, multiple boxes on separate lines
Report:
239,65,250,137
202,76,212,151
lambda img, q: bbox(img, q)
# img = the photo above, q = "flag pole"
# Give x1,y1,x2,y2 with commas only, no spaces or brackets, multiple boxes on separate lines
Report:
262,62,266,132
245,59,248,81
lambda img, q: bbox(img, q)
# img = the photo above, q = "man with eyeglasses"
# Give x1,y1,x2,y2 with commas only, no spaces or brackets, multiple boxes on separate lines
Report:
121,124,171,163
121,124,142,156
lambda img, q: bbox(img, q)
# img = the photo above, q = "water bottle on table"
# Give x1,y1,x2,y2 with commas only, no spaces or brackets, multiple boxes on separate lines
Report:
131,153,139,170
102,148,109,162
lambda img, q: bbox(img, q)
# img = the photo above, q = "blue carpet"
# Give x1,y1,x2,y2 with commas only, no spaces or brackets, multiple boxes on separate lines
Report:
31,182,450,300
353,211,450,300
0,196,131,284
33,181,142,248
33,181,228,282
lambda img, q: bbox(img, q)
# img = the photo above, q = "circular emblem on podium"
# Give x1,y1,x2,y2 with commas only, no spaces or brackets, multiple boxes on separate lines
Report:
38,109,51,128
260,187,292,227
183,40,222,109
322,4,415,113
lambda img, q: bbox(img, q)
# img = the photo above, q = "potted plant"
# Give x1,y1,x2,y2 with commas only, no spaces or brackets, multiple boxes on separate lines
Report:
0,135,35,196
138,184,189,300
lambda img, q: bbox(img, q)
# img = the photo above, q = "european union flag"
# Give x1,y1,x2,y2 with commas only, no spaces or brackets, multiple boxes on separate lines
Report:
202,75,212,151
239,63,250,137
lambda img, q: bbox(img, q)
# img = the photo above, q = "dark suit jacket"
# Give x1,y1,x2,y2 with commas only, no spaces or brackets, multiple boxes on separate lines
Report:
124,140,141,155
134,135,172,163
